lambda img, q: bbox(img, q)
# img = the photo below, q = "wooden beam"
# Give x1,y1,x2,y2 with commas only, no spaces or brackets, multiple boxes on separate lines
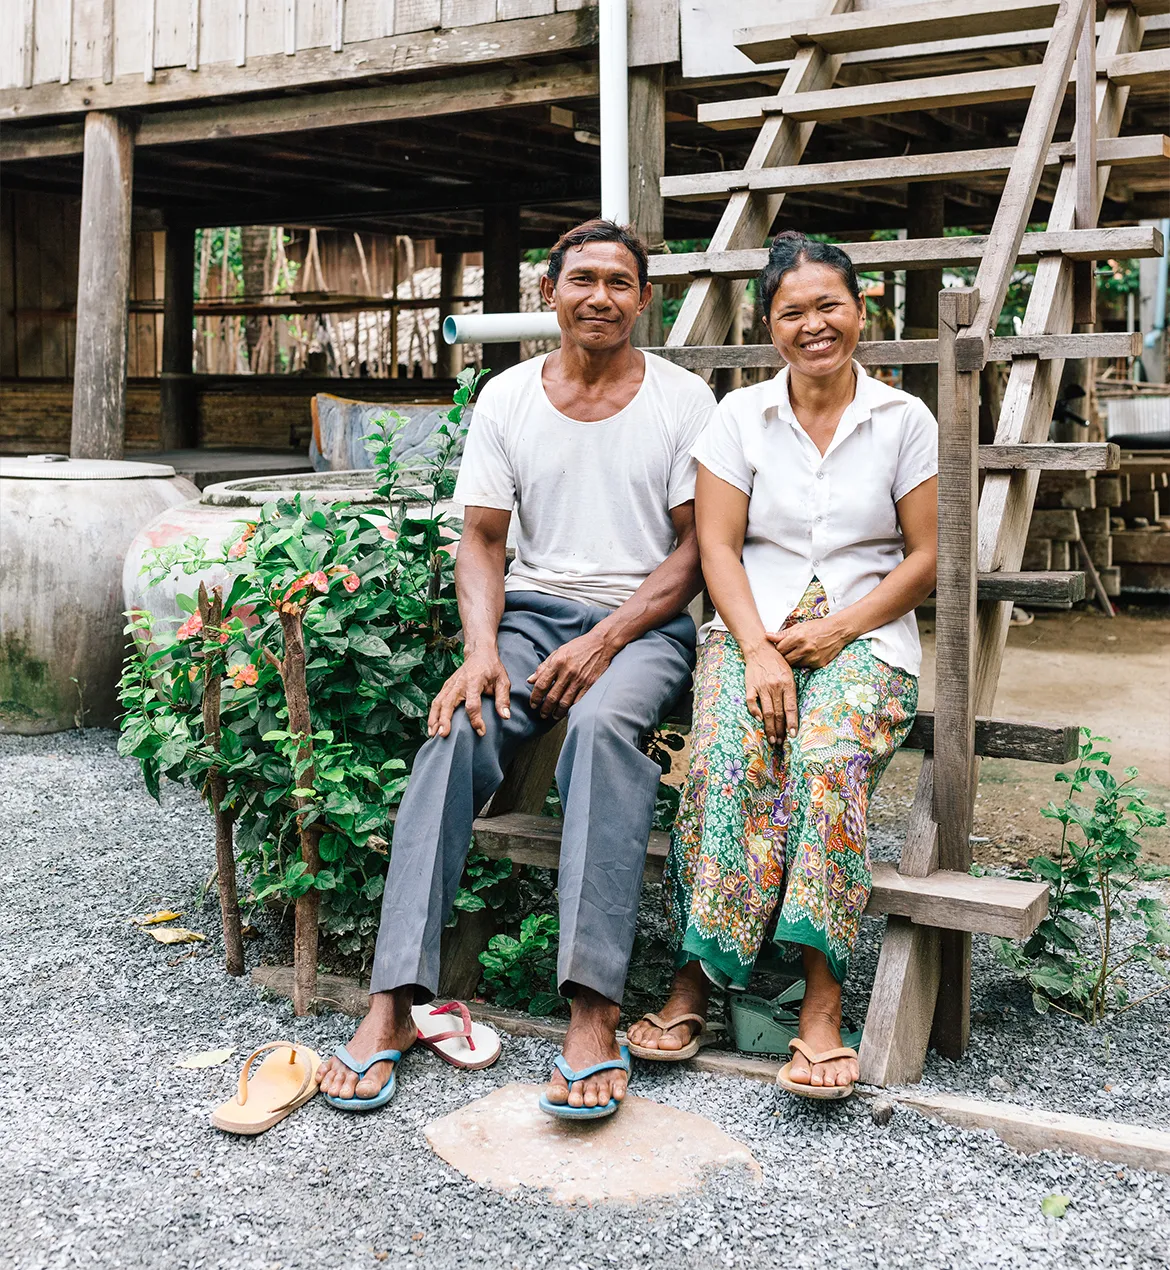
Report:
646,223,1166,284
0,10,599,123
644,331,1141,369
957,0,1094,371
160,224,197,450
0,61,602,161
1106,46,1170,89
1074,6,1099,326
902,715,1081,763
71,113,134,461
734,0,1061,64
975,570,1087,604
658,133,1168,203
483,202,521,372
629,63,666,350
980,442,1120,470
698,65,1043,131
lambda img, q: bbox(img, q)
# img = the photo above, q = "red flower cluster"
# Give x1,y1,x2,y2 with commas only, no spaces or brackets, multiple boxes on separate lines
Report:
227,522,258,561
228,662,259,689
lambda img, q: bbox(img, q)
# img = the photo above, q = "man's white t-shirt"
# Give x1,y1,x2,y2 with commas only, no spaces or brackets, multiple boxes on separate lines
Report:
453,352,716,611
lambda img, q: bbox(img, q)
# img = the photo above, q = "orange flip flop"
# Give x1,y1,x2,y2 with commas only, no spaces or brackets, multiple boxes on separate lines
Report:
211,1042,322,1134
776,1037,857,1100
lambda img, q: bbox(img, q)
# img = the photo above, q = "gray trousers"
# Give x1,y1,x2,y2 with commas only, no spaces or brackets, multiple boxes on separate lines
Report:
370,590,696,1004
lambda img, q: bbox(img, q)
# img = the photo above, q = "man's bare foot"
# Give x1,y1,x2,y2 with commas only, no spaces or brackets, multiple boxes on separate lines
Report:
626,961,711,1052
543,988,627,1110
317,988,417,1102
785,948,858,1090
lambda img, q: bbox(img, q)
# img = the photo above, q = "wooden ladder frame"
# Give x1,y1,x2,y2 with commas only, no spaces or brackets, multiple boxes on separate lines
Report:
651,0,1157,1085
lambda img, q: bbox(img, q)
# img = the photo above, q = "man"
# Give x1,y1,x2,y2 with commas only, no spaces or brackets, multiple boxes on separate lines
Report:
317,219,716,1117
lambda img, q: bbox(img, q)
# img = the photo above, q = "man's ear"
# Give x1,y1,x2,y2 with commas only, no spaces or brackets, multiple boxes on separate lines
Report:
637,281,653,316
539,273,557,307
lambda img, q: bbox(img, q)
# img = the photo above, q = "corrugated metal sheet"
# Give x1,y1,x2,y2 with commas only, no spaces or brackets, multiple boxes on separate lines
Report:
1105,396,1170,437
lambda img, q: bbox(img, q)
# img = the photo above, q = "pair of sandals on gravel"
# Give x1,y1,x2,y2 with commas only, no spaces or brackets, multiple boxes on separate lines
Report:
211,1002,501,1134
628,980,862,1102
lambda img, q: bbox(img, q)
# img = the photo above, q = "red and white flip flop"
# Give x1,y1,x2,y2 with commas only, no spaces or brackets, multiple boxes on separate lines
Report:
411,1001,502,1070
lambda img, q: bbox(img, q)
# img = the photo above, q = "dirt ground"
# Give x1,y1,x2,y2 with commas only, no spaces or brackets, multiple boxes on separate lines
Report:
869,604,1170,866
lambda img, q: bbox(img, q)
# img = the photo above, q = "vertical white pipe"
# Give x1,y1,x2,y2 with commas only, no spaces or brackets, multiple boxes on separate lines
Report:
599,0,629,225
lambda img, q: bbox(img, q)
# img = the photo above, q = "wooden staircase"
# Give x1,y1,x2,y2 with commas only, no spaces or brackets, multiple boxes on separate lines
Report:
642,0,1166,1084
437,0,1166,1086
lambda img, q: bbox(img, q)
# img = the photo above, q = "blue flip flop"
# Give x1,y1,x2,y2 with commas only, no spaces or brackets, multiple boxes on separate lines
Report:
538,1046,631,1121
321,1044,402,1113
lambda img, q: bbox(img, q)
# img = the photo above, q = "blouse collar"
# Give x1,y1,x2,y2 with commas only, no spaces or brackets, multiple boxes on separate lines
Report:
762,360,903,432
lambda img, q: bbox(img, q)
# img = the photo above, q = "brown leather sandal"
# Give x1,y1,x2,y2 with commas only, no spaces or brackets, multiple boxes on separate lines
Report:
776,1037,858,1100
626,1012,711,1062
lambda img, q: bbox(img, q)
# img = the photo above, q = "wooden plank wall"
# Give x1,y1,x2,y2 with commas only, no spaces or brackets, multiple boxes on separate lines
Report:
0,0,627,90
0,189,160,379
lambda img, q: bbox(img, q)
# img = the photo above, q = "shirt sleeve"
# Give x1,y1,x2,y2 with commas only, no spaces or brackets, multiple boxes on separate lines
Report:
453,405,515,511
892,398,939,502
667,386,718,507
691,396,753,496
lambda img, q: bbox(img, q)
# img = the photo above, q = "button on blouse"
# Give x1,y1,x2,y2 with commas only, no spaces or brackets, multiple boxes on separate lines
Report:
691,361,939,675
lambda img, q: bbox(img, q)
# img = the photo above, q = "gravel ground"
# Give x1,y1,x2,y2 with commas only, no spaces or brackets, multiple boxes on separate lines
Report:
2,730,1169,1270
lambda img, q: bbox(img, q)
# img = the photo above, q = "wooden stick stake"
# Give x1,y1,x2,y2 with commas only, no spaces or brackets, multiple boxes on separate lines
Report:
197,583,245,977
274,607,323,1016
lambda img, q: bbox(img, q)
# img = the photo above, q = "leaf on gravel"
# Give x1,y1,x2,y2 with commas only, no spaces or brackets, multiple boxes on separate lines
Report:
146,926,206,945
1041,1193,1070,1219
134,909,182,926
175,1048,234,1069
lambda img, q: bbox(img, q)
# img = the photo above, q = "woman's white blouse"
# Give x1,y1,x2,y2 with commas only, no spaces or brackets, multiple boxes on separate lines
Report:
692,362,938,676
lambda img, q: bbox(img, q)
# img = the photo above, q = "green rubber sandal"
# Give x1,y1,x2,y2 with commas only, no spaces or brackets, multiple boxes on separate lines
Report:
727,983,863,1060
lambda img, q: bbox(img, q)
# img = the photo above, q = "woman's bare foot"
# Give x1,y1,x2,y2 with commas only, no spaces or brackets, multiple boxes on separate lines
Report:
317,987,417,1102
543,988,628,1110
626,960,712,1052
785,948,858,1089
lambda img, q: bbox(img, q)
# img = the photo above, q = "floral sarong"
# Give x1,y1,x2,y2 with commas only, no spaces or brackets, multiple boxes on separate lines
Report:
663,579,918,985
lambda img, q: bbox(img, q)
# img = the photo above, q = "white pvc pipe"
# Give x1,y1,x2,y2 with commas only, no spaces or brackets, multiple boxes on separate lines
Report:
443,312,562,345
599,0,629,225
444,0,628,347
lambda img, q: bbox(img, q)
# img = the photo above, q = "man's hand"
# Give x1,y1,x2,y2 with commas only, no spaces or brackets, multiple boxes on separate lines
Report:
767,616,851,670
527,631,614,720
427,651,512,739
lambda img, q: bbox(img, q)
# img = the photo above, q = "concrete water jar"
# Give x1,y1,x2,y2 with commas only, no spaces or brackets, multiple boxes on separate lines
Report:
122,470,400,633
0,455,199,733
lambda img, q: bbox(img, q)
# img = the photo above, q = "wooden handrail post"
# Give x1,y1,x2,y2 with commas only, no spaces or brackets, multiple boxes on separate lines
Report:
1073,3,1099,325
933,286,980,868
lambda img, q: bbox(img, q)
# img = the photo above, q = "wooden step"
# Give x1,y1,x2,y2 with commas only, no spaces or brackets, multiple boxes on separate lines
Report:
647,225,1164,285
902,714,1080,763
980,443,1121,471
734,0,1061,64
699,58,1150,130
1107,47,1170,90
976,570,1087,605
660,135,1168,203
647,333,1139,371
468,813,1049,939
700,65,1042,130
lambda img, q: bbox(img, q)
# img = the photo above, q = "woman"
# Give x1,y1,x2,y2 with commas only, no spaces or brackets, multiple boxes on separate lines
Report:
628,233,938,1098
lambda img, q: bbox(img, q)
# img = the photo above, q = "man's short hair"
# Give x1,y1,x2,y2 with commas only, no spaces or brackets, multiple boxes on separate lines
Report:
546,219,650,291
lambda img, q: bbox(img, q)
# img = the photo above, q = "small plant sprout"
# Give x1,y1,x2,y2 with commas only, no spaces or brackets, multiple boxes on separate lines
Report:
992,731,1170,1023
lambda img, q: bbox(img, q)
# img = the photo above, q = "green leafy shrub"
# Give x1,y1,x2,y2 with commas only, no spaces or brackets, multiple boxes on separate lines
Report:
479,913,563,1016
992,731,1170,1022
119,369,495,966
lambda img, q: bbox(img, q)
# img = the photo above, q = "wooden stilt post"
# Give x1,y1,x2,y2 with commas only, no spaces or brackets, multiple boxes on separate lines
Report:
902,182,944,416
629,63,666,351
931,286,981,1059
71,111,134,460
435,241,464,381
482,203,521,372
160,223,197,451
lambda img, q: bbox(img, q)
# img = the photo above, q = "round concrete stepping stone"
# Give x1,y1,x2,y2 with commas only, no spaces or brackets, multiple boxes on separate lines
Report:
424,1082,760,1205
